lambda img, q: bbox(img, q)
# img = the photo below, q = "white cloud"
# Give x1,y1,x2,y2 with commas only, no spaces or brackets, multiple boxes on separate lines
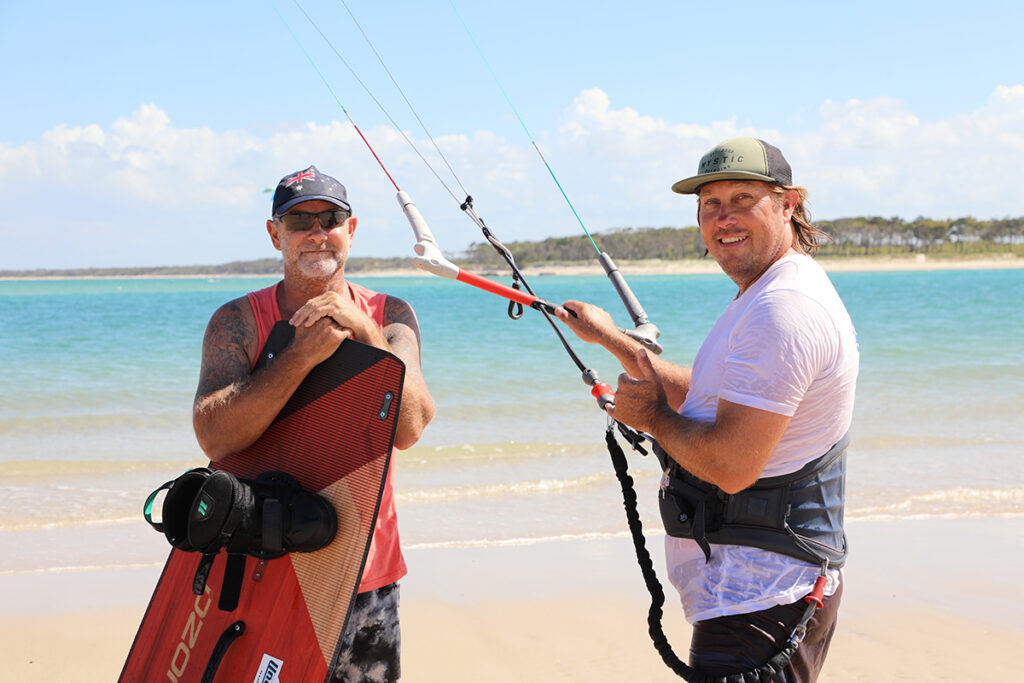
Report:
25,105,258,207
3,85,1023,270
552,85,1024,224
795,85,1024,218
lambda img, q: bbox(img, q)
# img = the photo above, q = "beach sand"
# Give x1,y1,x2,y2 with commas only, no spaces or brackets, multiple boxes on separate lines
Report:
2,517,1021,681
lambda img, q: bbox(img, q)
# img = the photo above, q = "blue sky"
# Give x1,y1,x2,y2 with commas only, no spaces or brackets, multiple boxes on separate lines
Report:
2,0,1023,269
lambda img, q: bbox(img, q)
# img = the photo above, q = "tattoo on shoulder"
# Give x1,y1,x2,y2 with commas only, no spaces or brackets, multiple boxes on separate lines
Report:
383,295,417,330
197,298,256,396
383,295,423,360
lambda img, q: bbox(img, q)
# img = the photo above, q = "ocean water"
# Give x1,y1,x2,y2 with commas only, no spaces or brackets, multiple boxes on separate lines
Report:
1,268,1022,575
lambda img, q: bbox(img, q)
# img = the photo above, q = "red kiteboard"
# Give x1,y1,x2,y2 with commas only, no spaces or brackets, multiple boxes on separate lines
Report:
120,321,404,682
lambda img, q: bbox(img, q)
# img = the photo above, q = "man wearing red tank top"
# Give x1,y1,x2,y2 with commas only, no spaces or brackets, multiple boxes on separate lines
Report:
193,165,435,682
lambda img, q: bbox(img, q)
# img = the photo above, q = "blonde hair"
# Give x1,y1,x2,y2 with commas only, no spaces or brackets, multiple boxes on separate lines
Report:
772,184,832,256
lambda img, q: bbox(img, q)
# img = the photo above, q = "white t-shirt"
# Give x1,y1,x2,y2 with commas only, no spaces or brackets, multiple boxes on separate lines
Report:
665,253,859,623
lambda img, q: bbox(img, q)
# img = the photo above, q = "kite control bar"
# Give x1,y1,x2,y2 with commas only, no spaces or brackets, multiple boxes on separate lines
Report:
399,190,626,414
598,252,663,354
398,191,559,314
400,191,661,352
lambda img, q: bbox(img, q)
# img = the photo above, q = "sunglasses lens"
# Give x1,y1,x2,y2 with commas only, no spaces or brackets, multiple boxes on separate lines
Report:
278,210,349,231
280,214,314,231
317,211,341,229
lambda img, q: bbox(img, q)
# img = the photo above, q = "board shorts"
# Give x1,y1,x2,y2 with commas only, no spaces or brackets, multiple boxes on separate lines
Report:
332,582,401,682
689,579,843,682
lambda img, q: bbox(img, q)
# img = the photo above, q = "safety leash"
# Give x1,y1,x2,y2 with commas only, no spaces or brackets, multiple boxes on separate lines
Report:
605,427,827,682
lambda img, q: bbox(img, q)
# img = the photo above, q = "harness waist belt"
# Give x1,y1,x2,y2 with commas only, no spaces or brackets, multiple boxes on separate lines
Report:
654,432,849,568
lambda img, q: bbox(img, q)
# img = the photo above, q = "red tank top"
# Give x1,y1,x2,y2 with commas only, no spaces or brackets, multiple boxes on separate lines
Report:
246,280,407,592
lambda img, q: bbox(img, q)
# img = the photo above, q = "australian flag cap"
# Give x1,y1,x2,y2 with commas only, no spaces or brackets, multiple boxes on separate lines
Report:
272,165,350,216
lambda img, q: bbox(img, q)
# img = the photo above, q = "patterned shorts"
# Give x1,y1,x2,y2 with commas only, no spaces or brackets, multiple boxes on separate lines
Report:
331,582,401,683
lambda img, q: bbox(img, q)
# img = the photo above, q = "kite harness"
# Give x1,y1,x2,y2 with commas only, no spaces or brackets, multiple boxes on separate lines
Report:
654,433,849,568
606,430,839,679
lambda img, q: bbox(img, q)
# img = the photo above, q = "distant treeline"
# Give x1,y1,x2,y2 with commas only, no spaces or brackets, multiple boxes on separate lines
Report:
0,256,416,279
0,258,287,279
4,216,1021,278
462,215,1024,266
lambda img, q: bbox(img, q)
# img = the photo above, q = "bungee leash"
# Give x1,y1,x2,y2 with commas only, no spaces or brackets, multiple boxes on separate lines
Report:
605,427,830,683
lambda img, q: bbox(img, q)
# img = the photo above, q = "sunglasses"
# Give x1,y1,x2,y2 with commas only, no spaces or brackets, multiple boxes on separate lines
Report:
275,210,351,232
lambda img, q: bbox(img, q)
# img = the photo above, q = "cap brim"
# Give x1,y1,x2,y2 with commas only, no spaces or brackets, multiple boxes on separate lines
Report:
274,195,351,216
671,171,777,195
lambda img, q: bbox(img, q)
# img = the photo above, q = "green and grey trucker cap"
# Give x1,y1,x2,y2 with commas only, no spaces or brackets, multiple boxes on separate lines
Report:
671,137,792,194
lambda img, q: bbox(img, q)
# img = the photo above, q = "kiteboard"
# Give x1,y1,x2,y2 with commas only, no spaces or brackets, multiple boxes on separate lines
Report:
120,320,405,683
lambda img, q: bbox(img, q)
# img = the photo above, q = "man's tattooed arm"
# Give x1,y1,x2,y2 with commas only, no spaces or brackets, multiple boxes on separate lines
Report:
382,295,434,449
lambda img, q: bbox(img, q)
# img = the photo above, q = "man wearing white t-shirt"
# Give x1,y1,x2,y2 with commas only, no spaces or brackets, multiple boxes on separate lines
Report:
556,137,858,682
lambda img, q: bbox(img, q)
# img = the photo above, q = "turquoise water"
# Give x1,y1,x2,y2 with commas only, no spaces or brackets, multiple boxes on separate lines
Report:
1,268,1022,573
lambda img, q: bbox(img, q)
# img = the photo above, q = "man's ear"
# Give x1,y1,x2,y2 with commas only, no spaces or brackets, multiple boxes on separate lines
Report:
266,219,283,251
781,189,799,221
348,216,358,237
